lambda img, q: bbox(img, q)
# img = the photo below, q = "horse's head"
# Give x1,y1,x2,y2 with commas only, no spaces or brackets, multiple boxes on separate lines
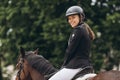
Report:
15,47,39,80
16,47,57,80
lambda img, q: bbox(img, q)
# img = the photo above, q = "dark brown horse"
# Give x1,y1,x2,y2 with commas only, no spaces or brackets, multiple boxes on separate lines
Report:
15,47,57,80
92,70,120,80
76,70,120,80
15,47,120,80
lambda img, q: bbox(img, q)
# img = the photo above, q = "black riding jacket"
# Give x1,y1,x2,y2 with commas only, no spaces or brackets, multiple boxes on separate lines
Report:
62,23,92,69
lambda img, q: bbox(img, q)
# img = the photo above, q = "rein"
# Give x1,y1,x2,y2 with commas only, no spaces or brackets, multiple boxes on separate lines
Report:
17,58,28,80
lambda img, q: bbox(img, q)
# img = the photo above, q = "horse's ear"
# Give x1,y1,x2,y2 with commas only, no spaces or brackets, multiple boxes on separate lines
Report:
20,47,25,58
34,48,39,55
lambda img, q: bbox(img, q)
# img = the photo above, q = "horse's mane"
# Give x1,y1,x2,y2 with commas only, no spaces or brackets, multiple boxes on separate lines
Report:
24,51,57,75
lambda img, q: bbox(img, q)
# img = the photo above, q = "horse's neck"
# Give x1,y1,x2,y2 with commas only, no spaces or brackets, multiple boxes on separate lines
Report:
24,59,45,80
26,54,57,77
28,65,45,80
28,55,57,75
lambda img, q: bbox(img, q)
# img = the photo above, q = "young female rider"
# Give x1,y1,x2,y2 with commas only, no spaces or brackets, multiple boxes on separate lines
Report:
49,6,95,80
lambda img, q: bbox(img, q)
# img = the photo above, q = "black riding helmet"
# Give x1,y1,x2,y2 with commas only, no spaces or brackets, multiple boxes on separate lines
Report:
66,6,85,21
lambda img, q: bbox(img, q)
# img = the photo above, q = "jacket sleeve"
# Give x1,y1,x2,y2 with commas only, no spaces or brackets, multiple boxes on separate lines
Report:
63,28,83,66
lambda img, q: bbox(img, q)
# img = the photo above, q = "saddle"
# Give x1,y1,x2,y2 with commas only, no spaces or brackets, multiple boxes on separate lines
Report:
72,66,95,80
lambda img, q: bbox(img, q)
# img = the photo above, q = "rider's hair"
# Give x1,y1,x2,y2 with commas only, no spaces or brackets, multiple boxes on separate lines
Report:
83,23,95,40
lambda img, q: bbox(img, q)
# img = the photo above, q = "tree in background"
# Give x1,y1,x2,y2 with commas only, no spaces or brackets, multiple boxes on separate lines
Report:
0,55,3,80
89,0,120,71
0,0,120,79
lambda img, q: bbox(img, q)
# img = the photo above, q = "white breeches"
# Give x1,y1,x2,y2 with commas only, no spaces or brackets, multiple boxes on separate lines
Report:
49,68,81,80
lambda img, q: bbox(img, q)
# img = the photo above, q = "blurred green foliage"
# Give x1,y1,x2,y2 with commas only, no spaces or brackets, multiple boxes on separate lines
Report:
0,0,120,79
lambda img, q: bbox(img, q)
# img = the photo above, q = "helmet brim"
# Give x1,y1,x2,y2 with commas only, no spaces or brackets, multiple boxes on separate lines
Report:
66,12,79,17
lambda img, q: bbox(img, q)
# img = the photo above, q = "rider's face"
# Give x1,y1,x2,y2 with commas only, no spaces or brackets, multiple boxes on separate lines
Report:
68,14,80,28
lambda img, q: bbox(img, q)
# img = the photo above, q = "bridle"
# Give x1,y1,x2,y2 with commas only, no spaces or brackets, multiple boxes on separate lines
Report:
16,58,29,80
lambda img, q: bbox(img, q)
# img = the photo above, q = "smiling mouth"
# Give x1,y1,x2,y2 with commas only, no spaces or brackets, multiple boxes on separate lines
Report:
70,22,74,25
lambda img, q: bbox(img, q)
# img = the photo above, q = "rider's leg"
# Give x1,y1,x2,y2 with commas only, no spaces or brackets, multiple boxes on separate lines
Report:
49,68,81,80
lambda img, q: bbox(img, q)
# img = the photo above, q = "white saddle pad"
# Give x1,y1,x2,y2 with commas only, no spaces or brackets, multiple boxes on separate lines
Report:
76,73,96,80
